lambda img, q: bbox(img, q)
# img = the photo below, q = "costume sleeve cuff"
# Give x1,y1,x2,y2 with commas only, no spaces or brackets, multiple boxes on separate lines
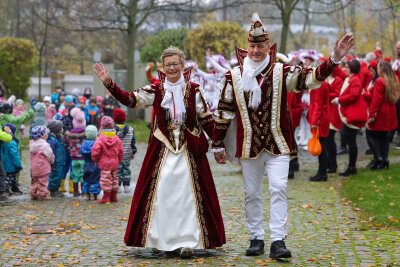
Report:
330,52,342,64
211,148,225,153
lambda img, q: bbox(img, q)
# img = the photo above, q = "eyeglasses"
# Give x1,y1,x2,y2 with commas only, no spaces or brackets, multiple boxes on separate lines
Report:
163,63,181,69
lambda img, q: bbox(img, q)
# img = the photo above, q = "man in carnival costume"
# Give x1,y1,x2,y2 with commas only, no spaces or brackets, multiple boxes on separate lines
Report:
212,13,354,259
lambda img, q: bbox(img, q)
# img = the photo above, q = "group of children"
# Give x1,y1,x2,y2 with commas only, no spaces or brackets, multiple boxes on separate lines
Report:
0,96,137,203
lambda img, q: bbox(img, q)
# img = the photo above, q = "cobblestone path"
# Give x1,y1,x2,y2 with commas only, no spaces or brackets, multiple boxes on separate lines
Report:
1,137,399,266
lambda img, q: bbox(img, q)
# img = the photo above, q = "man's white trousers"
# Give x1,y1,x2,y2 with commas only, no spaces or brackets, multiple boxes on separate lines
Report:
240,152,289,241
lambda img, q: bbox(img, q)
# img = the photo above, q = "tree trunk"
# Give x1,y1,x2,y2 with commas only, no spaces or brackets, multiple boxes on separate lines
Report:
280,14,291,54
38,51,42,101
222,0,227,21
126,0,138,92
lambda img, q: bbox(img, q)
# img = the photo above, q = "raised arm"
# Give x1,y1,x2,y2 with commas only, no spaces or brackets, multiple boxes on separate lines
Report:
286,33,354,93
94,63,155,109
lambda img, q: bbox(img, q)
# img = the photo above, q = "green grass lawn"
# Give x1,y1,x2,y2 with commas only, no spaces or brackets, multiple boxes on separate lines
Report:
340,162,400,229
127,120,151,143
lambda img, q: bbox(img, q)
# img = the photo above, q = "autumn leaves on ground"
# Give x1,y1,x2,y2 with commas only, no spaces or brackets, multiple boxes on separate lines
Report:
1,136,400,266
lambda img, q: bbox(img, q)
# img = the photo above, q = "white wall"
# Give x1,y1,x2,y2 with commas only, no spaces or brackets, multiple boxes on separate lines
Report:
27,75,94,98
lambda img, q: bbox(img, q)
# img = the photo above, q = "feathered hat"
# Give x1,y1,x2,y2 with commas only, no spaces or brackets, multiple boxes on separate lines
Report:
248,13,269,43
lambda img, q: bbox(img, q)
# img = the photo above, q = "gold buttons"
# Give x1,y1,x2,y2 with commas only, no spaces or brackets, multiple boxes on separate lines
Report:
260,124,263,127
258,112,262,115
261,136,265,139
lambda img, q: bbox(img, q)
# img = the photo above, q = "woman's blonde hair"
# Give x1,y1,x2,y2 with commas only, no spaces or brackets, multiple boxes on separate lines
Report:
160,46,185,65
379,61,399,104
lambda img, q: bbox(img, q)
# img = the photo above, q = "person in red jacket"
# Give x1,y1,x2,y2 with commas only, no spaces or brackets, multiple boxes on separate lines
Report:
331,59,367,176
362,60,379,166
308,80,330,181
326,67,344,173
359,61,373,91
287,91,303,178
392,41,400,148
366,61,399,169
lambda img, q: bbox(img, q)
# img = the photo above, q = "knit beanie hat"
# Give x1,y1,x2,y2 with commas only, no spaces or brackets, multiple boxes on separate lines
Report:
43,96,51,103
70,107,86,129
97,96,103,103
113,108,126,124
16,99,24,105
30,125,47,140
47,119,63,134
347,59,361,74
101,116,114,129
3,123,16,136
34,102,47,118
1,102,13,114
79,96,87,103
65,95,74,103
85,125,97,140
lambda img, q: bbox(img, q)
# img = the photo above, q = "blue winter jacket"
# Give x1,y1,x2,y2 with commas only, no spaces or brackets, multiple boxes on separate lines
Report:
47,133,65,166
81,139,101,184
1,139,22,173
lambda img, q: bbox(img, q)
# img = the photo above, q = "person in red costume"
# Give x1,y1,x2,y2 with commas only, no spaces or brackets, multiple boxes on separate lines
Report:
391,41,400,148
287,91,302,178
366,61,399,169
308,78,330,181
94,46,225,258
362,60,379,167
212,12,354,259
331,59,367,176
326,67,344,173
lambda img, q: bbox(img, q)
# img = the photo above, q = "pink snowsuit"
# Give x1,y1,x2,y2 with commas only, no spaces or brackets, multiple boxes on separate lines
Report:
29,138,55,199
91,133,123,192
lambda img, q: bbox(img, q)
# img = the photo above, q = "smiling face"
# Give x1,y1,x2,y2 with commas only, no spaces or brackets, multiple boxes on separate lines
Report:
163,55,184,83
396,41,400,58
247,42,269,62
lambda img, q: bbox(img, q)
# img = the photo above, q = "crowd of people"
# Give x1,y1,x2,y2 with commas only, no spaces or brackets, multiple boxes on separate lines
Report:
0,86,136,202
144,40,400,182
0,11,399,260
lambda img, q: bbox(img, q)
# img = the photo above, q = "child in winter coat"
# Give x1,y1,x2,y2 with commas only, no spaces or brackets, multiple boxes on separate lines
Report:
113,108,137,193
46,120,66,197
1,123,22,195
13,99,26,138
59,103,75,193
85,96,102,127
92,116,123,204
0,126,12,200
81,125,101,200
30,102,47,134
44,96,57,121
65,108,86,197
29,125,55,200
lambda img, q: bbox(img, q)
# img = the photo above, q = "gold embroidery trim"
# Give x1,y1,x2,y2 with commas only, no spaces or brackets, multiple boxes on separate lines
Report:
231,67,249,158
142,146,167,246
185,148,208,248
277,64,291,153
154,128,185,154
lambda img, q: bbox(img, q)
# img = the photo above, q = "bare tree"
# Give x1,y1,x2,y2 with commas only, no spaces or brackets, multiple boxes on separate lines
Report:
27,0,51,100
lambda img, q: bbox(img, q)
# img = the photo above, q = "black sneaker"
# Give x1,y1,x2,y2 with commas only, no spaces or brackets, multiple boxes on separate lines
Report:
288,169,294,179
269,240,292,259
246,239,264,256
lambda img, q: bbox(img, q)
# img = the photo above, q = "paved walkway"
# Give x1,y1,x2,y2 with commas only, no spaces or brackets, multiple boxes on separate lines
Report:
1,136,400,266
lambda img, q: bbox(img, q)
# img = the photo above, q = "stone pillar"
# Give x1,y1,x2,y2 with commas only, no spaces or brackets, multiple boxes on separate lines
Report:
50,71,65,93
92,49,114,98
